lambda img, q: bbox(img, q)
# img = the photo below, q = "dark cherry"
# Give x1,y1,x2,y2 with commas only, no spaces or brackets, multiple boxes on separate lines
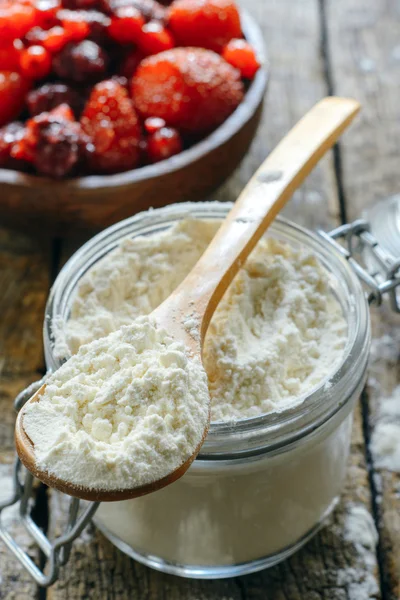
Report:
27,83,82,117
52,40,109,82
61,0,101,8
33,117,88,177
102,0,166,21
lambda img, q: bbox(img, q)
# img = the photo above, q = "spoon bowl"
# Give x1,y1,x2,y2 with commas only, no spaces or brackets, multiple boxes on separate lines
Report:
15,96,361,502
15,383,208,502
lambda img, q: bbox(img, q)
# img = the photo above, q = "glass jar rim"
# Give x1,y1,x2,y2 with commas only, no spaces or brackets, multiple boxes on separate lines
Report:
43,201,371,459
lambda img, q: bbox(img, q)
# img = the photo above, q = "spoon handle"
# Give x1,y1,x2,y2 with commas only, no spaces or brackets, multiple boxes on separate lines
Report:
169,96,360,340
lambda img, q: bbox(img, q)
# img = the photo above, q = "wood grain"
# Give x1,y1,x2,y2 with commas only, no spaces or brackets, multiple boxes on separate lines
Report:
0,231,49,377
325,0,400,597
0,227,51,598
0,455,42,600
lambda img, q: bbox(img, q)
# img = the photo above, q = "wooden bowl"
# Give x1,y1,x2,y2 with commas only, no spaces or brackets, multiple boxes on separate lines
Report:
0,12,268,235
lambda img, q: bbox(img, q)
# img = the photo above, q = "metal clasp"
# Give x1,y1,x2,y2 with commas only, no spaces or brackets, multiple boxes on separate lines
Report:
318,219,400,312
0,376,99,587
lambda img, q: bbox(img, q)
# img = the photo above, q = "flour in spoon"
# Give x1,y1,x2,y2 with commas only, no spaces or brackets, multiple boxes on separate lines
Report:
23,316,209,491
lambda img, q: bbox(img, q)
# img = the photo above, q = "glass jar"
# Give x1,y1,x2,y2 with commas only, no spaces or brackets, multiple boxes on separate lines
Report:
42,201,371,579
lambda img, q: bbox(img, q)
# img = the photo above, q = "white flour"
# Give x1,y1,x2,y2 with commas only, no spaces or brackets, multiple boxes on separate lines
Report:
24,316,209,491
338,504,379,600
55,219,347,422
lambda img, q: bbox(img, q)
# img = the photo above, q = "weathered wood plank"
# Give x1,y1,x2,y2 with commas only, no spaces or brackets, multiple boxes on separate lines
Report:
0,376,40,452
0,454,41,600
325,0,400,597
0,229,52,598
368,314,400,598
0,230,50,377
46,1,380,599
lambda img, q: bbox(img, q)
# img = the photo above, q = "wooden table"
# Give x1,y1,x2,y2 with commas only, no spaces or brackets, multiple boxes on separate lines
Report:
1,0,400,598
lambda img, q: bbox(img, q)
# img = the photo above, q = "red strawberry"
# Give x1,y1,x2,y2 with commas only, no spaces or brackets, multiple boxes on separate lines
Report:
81,79,142,173
0,72,31,128
167,0,241,52
132,47,244,134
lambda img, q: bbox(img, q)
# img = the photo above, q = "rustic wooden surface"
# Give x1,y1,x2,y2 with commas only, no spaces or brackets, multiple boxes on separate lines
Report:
0,0,399,598
325,1,400,598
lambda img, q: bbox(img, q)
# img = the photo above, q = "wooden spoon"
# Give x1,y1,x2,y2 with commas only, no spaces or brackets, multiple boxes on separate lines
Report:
15,97,360,502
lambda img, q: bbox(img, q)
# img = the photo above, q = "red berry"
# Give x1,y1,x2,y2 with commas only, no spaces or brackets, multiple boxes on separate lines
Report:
81,80,142,173
0,71,31,127
25,27,48,45
48,103,75,122
12,104,83,167
21,104,88,177
11,136,35,163
59,9,91,41
222,39,260,79
20,45,52,79
147,126,182,162
0,121,25,167
108,7,145,44
65,20,90,42
167,0,241,52
42,26,69,52
0,41,22,72
144,116,166,133
138,21,174,55
11,134,35,163
58,9,110,43
132,47,244,134
36,0,61,30
119,49,144,79
0,3,38,42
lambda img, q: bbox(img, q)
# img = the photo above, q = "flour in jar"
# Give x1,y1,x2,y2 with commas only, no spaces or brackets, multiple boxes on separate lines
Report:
24,316,210,491
54,218,347,422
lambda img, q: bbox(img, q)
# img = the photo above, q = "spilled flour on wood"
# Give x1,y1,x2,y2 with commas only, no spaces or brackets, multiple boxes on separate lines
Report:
370,385,400,472
337,503,379,600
